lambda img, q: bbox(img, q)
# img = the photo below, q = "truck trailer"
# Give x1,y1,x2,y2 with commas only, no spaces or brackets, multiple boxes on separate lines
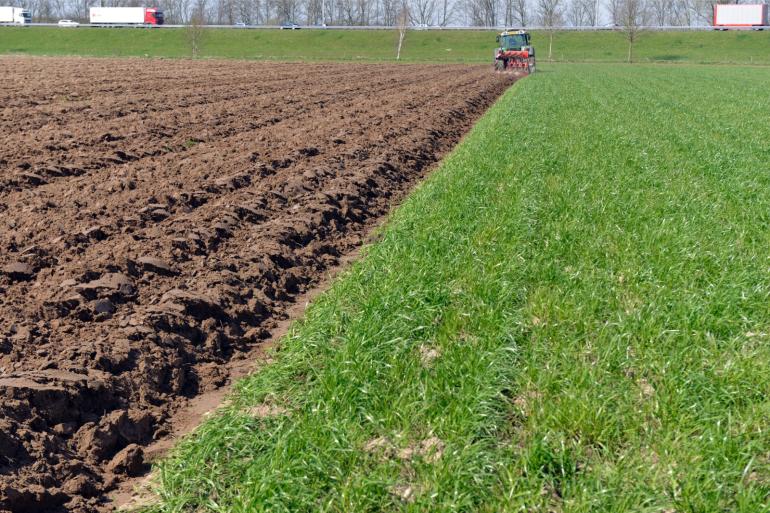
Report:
89,7,164,25
0,6,31,25
713,4,767,29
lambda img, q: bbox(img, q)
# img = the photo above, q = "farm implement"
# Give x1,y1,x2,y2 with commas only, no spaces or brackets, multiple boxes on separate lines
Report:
494,30,536,74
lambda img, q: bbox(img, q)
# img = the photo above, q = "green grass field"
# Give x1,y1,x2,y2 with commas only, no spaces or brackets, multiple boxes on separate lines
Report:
2,27,770,64
141,64,770,512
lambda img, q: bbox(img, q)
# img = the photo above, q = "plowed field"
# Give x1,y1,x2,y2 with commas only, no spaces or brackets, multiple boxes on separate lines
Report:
0,57,514,512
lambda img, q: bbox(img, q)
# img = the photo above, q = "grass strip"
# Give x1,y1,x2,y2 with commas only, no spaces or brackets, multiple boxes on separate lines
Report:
2,28,770,65
146,63,770,512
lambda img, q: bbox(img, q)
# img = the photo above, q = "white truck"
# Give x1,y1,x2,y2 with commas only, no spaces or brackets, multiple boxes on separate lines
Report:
89,7,164,25
713,4,768,29
0,6,31,25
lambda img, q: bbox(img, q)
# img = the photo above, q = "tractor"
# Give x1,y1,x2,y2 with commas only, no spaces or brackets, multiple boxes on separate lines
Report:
494,30,535,74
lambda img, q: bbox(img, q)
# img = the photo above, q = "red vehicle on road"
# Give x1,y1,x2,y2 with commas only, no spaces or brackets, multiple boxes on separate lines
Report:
89,7,164,26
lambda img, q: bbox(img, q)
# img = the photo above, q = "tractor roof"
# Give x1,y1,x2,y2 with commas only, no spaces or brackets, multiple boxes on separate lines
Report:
499,29,528,36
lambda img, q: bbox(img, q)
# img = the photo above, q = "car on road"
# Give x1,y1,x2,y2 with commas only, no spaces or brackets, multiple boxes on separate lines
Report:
57,19,79,27
280,21,300,29
234,21,247,27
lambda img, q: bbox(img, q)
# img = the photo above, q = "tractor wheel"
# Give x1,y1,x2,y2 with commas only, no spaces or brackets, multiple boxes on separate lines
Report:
494,60,505,71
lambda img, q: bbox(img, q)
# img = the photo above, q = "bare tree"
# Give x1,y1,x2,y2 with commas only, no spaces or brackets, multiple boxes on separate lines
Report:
567,0,588,25
648,0,672,24
463,0,497,25
695,0,728,25
34,0,56,21
336,0,373,24
235,0,256,24
536,0,563,60
215,0,235,23
337,0,358,23
160,0,191,24
276,0,299,21
606,0,621,24
478,0,497,25
436,0,454,25
186,9,206,58
35,0,715,29
192,0,208,22
670,0,694,25
618,0,648,62
409,0,435,25
396,1,408,58
503,0,512,24
305,0,322,23
261,0,272,23
511,0,528,25
581,0,598,26
381,0,399,23
503,0,527,26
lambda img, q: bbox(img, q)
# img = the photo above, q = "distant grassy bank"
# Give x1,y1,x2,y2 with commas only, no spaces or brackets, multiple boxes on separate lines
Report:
1,27,770,64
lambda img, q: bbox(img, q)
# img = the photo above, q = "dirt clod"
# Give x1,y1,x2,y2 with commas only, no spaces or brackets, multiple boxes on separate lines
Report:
93,299,116,315
107,444,146,477
134,257,176,276
2,262,34,281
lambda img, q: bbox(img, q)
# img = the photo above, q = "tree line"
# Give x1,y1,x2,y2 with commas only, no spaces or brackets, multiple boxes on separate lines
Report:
10,0,732,26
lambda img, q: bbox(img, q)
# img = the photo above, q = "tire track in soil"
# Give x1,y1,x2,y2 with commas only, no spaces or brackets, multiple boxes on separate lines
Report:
0,56,516,513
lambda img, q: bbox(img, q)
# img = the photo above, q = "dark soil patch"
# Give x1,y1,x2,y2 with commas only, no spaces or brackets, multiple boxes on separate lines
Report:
0,56,516,512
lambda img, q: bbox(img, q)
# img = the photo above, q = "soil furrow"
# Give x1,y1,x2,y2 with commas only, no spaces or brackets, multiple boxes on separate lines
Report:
0,66,459,240
0,56,516,513
0,66,445,196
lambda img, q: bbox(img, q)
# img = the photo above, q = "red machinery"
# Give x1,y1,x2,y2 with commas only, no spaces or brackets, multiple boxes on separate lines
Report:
494,30,535,73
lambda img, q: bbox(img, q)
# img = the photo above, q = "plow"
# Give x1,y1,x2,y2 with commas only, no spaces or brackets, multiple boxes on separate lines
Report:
494,29,536,74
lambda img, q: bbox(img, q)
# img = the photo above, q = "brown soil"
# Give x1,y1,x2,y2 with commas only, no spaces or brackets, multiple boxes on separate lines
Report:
0,56,515,512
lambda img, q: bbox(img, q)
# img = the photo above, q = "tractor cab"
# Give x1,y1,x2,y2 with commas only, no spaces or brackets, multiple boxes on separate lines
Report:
494,29,536,73
496,30,531,51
